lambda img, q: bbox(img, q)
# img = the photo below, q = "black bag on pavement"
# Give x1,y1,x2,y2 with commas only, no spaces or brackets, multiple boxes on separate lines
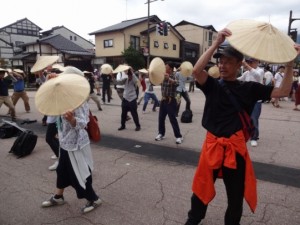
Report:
181,109,193,123
9,130,38,158
0,124,20,139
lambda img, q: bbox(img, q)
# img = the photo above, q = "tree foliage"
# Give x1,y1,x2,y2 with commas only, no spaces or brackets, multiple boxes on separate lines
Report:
122,45,145,70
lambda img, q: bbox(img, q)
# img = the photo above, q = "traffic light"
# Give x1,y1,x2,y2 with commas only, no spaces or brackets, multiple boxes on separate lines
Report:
163,22,169,36
156,22,164,36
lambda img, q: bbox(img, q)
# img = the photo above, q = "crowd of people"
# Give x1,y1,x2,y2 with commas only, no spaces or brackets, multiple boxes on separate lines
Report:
1,26,300,224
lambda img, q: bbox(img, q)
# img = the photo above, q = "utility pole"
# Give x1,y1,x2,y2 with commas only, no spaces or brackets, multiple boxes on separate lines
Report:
288,10,300,42
145,0,164,68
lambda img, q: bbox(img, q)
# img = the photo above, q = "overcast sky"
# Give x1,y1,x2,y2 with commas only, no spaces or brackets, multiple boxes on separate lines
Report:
1,0,299,42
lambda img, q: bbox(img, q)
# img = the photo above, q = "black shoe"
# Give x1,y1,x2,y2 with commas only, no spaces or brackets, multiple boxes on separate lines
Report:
126,116,131,121
135,127,141,131
98,108,103,111
118,126,125,131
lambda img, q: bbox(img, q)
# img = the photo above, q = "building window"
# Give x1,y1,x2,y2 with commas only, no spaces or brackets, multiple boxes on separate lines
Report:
70,36,72,40
74,36,77,41
173,44,176,50
164,43,169,49
154,41,159,48
15,41,24,47
130,35,140,50
208,32,213,46
185,50,197,58
104,39,113,48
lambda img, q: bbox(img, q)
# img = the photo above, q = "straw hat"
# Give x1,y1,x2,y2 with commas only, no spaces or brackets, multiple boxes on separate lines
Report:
149,57,165,85
208,65,220,79
52,64,65,72
226,19,297,63
0,68,8,72
35,73,90,116
31,56,59,73
138,68,148,74
113,64,130,74
13,69,24,74
61,66,84,76
179,61,193,77
101,64,113,74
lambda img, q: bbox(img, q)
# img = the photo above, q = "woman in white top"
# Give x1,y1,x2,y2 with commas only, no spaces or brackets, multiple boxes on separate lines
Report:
41,68,101,214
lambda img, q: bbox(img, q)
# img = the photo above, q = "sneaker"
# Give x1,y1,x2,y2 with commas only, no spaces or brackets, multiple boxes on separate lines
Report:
51,155,58,160
81,198,102,214
250,140,258,147
176,137,183,144
155,134,164,141
135,126,141,131
42,195,65,207
48,161,59,171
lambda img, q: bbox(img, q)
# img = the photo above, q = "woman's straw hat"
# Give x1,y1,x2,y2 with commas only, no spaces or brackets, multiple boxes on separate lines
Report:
113,64,130,74
208,65,220,78
149,57,165,85
35,72,89,116
31,56,59,73
101,64,113,74
179,61,193,77
138,68,148,74
226,19,297,63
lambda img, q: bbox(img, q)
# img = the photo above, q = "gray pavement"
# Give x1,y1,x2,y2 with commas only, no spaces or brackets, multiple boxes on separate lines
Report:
0,86,300,225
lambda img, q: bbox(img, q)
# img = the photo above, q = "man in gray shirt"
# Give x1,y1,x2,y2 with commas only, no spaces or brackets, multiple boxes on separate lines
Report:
117,68,141,131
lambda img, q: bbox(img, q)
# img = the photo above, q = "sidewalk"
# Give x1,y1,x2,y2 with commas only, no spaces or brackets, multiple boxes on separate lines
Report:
0,87,300,225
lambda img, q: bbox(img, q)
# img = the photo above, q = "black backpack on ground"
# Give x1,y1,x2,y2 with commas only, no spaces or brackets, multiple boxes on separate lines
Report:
9,130,38,158
181,109,193,123
0,123,21,139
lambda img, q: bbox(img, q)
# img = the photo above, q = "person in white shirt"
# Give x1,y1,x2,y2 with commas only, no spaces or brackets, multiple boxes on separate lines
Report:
142,78,160,113
175,71,191,117
117,68,141,131
116,71,128,100
272,66,285,108
238,58,264,147
263,65,274,86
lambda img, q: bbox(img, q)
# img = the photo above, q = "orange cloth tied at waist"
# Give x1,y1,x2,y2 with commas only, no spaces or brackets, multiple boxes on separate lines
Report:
192,130,257,213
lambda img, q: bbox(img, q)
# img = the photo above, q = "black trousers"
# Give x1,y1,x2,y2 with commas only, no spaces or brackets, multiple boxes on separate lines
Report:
45,123,59,157
102,85,111,103
121,99,140,128
186,153,246,225
56,148,98,201
176,91,191,115
158,98,182,138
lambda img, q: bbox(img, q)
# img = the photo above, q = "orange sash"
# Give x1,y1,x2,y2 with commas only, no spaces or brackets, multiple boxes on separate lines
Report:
192,130,257,213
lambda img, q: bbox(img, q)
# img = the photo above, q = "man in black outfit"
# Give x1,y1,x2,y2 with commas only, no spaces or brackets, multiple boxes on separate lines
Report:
184,28,300,225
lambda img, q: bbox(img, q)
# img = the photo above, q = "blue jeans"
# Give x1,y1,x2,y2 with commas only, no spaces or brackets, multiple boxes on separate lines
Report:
250,101,262,140
143,92,159,111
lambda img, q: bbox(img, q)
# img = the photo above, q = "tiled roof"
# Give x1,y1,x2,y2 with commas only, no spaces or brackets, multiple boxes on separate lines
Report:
10,52,35,60
0,18,42,31
23,34,94,56
174,20,217,32
89,15,160,35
